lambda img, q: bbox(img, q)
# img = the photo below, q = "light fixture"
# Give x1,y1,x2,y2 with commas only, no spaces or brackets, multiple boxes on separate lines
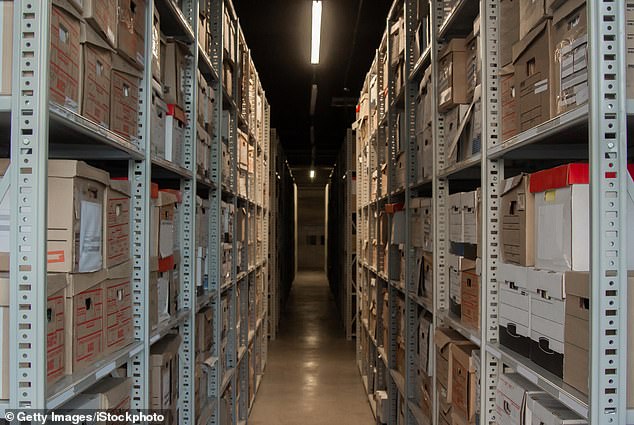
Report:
310,169,316,179
311,1,322,64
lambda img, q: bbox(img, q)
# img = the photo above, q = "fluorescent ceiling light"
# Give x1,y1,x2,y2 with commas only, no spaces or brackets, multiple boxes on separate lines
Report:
311,1,322,64
310,169,316,179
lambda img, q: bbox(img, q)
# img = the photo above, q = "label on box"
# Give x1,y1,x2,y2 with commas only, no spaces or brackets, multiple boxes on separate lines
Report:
79,201,103,272
157,275,170,323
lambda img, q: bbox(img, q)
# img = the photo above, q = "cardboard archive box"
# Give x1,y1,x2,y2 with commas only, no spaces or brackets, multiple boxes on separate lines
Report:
50,0,82,112
448,253,476,317
495,373,545,425
63,377,131,414
150,334,181,420
513,20,555,132
64,269,107,374
527,267,565,378
110,55,141,140
501,173,535,266
117,0,145,69
519,0,549,40
165,104,186,166
105,179,131,269
103,261,133,354
450,343,479,424
564,273,634,408
449,192,464,243
155,190,178,272
196,307,214,354
462,191,478,245
460,267,480,331
0,159,9,271
83,0,116,48
48,160,109,273
79,23,114,128
443,104,470,166
163,40,189,107
500,0,520,67
151,87,168,157
419,314,433,376
525,392,587,424
500,64,518,141
152,5,162,83
498,262,531,358
551,0,588,116
438,38,468,112
435,327,472,404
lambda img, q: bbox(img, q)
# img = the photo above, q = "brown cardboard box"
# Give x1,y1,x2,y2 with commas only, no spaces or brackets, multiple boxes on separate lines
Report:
500,0,520,67
500,65,518,141
0,159,10,271
451,343,478,424
103,261,133,354
513,20,554,132
501,173,535,266
84,377,131,410
435,327,472,403
0,1,13,96
438,38,468,112
149,271,158,329
64,269,108,374
564,273,634,408
48,160,110,273
51,0,82,112
460,269,480,331
152,6,162,83
154,191,176,271
117,0,145,69
163,40,190,107
551,0,587,116
110,55,141,140
150,334,181,411
0,273,67,392
519,0,549,40
83,0,117,48
80,23,114,128
105,179,131,269
196,307,214,354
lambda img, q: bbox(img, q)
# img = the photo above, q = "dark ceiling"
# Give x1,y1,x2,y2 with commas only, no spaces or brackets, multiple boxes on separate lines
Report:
233,0,391,167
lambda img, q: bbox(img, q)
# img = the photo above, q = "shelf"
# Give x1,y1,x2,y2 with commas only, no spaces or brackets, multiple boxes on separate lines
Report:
390,279,405,293
389,369,406,397
48,103,145,160
411,293,433,313
47,342,144,408
438,311,481,347
197,175,215,189
238,345,247,364
377,347,389,367
151,155,194,180
438,0,480,40
155,0,195,42
237,271,248,282
223,88,237,111
198,44,219,83
408,401,431,425
410,46,432,82
489,106,589,160
150,309,191,345
487,343,588,418
410,178,432,191
438,154,482,179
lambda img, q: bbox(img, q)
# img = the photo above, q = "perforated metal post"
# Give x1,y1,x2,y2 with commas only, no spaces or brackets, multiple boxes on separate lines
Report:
129,0,154,411
9,0,51,409
480,1,501,422
588,1,628,424
209,0,225,423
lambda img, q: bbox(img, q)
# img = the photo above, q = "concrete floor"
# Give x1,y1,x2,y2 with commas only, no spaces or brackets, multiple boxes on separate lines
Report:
249,270,374,425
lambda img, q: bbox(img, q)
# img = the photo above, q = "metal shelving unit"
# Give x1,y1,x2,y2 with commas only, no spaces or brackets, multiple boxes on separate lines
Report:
356,0,632,424
3,0,271,423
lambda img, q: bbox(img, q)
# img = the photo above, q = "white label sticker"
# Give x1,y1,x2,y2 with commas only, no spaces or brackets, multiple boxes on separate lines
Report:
159,220,174,258
79,201,103,272
157,275,170,323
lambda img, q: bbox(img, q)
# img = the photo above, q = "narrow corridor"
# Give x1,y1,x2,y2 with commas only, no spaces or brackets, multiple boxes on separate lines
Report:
249,271,373,425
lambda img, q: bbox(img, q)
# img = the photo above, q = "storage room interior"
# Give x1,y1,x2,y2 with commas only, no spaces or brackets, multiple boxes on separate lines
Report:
0,1,633,425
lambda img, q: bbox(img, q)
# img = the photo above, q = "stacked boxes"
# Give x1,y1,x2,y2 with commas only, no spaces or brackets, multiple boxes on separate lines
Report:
150,334,181,423
51,0,82,112
495,373,545,425
105,179,131,269
63,377,132,413
103,261,133,354
498,262,531,358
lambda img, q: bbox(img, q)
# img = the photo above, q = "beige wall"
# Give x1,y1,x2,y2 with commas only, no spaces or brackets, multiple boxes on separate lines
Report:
297,187,326,270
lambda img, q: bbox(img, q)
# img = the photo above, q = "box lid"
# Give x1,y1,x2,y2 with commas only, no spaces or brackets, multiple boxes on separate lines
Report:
167,104,187,124
160,189,183,204
47,273,68,296
48,160,110,186
564,271,589,299
435,327,470,351
499,63,514,78
156,190,178,207
150,333,182,365
53,0,82,20
84,377,131,409
64,269,108,297
527,268,565,299
501,173,529,196
112,53,143,78
80,22,115,52
529,163,589,193
440,38,467,60
107,260,132,280
512,20,550,63
552,0,585,27
109,178,131,197
451,343,477,373
526,393,587,424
